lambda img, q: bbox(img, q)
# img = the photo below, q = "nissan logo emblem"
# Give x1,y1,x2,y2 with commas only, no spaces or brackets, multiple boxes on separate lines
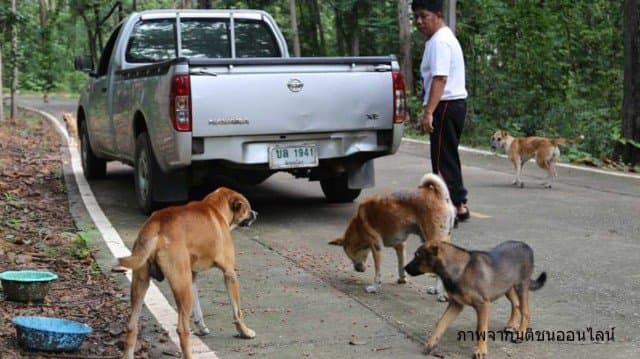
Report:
287,79,304,93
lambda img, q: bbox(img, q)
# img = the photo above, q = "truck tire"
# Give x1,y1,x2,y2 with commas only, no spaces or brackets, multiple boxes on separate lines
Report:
135,133,161,214
320,173,361,203
79,121,106,179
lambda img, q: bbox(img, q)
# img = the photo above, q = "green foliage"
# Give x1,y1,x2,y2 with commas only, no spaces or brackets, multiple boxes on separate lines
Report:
65,229,100,259
4,0,625,161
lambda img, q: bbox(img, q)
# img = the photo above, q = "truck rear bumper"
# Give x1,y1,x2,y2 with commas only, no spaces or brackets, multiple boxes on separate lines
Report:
190,126,403,165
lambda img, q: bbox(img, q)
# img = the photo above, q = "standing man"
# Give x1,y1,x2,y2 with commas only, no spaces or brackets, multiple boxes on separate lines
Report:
413,0,470,221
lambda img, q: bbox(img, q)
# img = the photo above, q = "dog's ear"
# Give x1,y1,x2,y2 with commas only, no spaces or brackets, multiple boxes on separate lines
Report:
231,199,242,212
329,238,344,246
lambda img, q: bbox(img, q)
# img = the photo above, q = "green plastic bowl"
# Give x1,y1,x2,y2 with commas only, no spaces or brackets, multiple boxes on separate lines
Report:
0,270,58,302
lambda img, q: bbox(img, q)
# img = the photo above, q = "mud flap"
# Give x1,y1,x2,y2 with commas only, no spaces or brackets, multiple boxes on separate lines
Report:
151,167,189,203
348,160,375,189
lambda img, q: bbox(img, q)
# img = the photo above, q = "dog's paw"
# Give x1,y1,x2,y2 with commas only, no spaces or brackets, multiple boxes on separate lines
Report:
503,326,518,333
473,349,488,359
192,325,210,337
397,277,407,284
240,328,256,339
436,293,449,302
423,344,444,357
543,183,552,188
426,286,439,295
365,285,379,293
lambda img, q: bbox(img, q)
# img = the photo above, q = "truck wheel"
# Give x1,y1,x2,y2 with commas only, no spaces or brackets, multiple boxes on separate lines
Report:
135,133,161,214
79,121,106,179
320,174,361,203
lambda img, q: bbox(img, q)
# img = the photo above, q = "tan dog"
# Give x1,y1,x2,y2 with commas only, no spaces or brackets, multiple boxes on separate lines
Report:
117,187,257,359
491,130,584,188
405,240,547,358
329,174,456,297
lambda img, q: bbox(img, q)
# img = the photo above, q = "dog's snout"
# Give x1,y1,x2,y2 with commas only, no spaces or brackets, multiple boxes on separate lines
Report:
239,210,258,227
404,261,422,277
354,263,365,272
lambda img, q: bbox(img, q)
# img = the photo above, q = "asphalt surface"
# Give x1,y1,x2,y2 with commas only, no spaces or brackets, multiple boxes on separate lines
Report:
21,97,640,358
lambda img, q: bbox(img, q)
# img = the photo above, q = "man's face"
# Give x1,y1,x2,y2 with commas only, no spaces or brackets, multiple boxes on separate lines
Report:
413,8,440,37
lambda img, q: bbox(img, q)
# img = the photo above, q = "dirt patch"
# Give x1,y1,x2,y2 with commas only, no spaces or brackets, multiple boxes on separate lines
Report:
0,112,171,358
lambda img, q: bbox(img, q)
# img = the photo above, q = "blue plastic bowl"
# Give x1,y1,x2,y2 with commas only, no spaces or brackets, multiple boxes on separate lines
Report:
12,316,92,352
0,270,58,302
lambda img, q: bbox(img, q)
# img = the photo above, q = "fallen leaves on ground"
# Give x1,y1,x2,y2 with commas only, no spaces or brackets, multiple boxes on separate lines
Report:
0,112,169,358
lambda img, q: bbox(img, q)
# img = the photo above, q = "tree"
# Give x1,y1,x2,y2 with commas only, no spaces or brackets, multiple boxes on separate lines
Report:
288,0,300,56
398,0,413,93
623,0,640,165
10,0,18,121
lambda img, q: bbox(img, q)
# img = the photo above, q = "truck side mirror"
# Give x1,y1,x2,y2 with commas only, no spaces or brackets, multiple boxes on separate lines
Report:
74,55,94,74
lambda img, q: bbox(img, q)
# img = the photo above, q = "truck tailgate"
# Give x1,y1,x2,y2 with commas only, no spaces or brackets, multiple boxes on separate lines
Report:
190,69,393,137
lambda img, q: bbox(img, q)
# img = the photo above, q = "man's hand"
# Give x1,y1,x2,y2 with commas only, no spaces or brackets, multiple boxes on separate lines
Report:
422,112,434,134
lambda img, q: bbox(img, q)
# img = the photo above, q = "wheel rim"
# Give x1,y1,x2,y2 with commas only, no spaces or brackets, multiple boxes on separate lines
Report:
137,147,150,203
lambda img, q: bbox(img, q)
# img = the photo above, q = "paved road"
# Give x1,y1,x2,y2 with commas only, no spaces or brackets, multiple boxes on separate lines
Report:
24,97,640,358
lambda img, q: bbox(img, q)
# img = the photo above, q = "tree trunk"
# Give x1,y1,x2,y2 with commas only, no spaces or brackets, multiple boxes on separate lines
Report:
349,2,359,56
447,0,457,34
398,0,413,94
622,0,640,165
10,0,19,121
335,9,345,56
0,44,4,123
311,0,326,56
289,0,301,57
39,0,50,103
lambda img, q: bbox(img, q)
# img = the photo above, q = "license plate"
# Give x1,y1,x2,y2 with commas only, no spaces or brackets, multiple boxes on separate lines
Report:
269,144,318,169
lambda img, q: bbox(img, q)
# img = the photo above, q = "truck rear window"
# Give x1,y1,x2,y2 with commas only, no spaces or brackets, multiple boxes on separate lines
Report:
126,20,177,63
180,19,231,58
234,19,280,58
125,17,279,63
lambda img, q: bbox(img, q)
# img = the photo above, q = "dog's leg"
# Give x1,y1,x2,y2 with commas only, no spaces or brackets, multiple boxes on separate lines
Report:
221,268,256,339
122,267,151,359
365,244,382,293
515,283,531,342
190,272,210,336
473,303,491,359
164,262,194,359
424,301,464,355
504,287,521,332
394,242,407,284
512,157,524,188
427,276,448,302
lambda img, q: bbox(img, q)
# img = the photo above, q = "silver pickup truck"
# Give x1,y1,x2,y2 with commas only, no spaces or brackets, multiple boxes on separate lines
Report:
75,9,407,213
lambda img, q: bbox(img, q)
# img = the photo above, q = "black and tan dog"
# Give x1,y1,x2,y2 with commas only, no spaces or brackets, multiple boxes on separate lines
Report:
491,130,584,188
118,187,257,359
405,240,546,358
330,173,456,296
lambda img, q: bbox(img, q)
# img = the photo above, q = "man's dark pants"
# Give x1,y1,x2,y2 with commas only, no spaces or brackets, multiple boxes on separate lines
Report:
429,99,468,208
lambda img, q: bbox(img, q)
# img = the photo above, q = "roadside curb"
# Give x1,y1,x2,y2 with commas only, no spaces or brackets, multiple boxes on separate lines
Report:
21,106,219,358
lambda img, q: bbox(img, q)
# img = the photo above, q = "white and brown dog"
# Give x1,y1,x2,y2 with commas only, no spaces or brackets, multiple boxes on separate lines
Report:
330,174,456,300
118,187,257,359
491,130,584,188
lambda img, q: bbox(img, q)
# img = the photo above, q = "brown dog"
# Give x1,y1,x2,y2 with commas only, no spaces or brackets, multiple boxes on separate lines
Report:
118,187,257,359
405,240,547,358
491,130,584,188
329,173,456,296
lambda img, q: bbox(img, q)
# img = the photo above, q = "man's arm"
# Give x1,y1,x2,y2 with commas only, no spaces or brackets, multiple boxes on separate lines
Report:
422,76,447,133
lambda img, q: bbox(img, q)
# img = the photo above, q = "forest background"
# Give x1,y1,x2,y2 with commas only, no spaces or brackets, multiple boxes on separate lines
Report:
1,0,638,166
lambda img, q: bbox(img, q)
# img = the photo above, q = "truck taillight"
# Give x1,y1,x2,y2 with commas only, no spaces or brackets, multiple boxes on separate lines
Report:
392,71,407,124
170,74,191,132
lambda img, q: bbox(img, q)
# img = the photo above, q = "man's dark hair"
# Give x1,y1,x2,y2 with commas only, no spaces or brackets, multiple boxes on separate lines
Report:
411,0,444,14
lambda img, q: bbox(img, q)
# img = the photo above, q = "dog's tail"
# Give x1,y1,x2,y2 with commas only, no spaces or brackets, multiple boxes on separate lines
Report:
529,272,547,291
118,234,158,271
552,135,584,146
419,173,456,235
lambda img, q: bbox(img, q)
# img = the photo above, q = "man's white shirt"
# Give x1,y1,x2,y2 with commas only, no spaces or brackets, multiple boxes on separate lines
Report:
420,26,468,105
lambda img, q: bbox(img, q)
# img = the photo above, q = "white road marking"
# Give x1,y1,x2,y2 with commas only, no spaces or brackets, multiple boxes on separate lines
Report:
403,138,640,180
25,107,219,359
